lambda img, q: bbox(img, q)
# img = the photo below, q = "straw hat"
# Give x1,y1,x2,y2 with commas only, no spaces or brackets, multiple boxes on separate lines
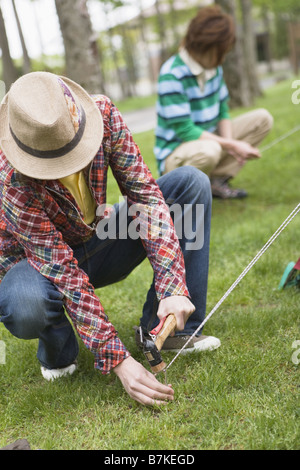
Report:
0,71,103,180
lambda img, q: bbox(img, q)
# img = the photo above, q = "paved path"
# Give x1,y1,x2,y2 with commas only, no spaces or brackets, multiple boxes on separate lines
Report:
123,106,156,134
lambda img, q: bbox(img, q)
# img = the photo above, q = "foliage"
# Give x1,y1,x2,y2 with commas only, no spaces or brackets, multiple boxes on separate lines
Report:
0,79,299,450
253,0,300,17
1,0,298,98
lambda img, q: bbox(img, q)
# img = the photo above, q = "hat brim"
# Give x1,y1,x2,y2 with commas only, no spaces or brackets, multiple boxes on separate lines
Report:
0,75,103,180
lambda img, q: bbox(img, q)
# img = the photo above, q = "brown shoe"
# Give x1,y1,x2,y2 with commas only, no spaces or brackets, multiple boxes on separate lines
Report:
210,177,248,199
134,326,220,354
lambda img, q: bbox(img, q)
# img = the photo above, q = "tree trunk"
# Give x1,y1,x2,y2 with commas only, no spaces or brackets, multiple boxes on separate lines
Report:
215,0,251,107
102,0,129,99
32,0,46,62
0,6,19,90
11,0,31,74
119,22,137,97
168,0,181,49
138,0,156,88
55,0,103,94
155,0,169,66
262,6,273,73
240,0,262,99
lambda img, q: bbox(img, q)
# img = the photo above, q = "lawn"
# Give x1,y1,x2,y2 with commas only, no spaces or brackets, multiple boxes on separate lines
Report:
0,79,299,451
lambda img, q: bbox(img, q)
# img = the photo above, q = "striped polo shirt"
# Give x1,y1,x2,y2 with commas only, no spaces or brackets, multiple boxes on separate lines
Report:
154,52,230,175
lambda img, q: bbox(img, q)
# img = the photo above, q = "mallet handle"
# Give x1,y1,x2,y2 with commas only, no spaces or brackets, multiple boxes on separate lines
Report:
152,314,177,352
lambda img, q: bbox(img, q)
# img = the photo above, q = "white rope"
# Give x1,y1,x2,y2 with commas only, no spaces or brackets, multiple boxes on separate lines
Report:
259,125,300,153
165,203,300,372
162,126,300,375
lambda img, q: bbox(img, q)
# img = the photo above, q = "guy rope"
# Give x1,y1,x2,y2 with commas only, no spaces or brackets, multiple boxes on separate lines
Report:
162,127,300,381
163,202,300,381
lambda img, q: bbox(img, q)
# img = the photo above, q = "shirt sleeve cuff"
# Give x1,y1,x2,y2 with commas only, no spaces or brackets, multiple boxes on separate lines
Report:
156,275,190,301
94,336,131,375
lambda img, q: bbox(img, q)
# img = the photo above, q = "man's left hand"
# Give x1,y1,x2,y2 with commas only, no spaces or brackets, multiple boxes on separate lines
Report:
157,296,195,332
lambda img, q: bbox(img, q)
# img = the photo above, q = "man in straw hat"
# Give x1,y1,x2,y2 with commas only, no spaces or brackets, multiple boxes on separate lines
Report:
0,72,219,406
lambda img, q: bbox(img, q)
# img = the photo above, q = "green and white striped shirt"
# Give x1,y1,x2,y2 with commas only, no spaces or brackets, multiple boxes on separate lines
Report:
154,52,230,175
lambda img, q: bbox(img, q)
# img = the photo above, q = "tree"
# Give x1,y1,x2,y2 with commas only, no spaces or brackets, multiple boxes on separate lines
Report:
240,0,262,99
216,0,251,107
216,0,261,107
11,0,31,74
167,0,181,47
119,21,138,96
55,0,104,93
0,5,19,90
137,0,156,89
154,0,169,66
101,0,131,98
254,0,300,17
253,0,300,64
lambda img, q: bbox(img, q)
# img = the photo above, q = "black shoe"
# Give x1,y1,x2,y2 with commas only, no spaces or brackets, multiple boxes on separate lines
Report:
211,177,248,199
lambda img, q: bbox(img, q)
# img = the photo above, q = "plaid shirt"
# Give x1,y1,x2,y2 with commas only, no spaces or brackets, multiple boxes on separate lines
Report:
0,95,189,374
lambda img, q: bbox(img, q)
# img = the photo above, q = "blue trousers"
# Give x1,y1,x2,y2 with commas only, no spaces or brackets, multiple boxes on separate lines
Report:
0,167,211,369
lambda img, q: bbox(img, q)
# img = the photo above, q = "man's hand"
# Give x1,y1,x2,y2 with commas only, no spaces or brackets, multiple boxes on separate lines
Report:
226,139,261,164
157,295,195,332
113,296,194,405
113,356,174,406
201,130,261,165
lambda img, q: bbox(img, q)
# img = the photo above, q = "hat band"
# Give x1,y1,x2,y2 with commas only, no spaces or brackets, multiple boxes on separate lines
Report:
9,106,86,159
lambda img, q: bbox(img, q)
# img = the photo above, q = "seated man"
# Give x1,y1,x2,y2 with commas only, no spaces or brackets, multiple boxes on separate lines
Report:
154,5,273,199
0,71,219,406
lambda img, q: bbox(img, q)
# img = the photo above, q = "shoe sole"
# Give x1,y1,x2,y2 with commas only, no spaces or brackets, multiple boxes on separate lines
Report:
41,363,77,381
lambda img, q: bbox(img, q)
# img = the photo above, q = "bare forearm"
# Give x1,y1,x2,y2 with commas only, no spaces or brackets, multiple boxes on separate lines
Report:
200,129,233,152
217,118,233,139
198,118,232,151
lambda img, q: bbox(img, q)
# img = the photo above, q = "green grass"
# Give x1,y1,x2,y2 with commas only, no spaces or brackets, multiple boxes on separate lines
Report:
0,79,299,450
114,93,156,114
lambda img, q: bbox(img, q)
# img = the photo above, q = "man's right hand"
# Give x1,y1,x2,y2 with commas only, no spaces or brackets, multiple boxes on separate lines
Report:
201,130,261,164
226,139,261,164
113,356,174,406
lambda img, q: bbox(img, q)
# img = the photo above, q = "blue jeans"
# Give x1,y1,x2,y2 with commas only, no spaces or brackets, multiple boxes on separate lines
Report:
0,167,211,369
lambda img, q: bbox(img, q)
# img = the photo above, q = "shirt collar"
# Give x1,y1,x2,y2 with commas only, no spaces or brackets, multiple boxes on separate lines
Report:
179,47,217,90
179,47,205,75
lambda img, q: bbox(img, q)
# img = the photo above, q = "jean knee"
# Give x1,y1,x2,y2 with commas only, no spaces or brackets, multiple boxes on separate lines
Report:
0,292,42,340
0,261,64,339
175,166,212,203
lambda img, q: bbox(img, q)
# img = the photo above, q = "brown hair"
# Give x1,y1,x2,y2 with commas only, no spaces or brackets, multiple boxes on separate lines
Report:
183,5,236,63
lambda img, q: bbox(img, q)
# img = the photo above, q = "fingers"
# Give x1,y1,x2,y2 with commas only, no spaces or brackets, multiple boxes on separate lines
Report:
250,149,261,159
131,371,174,406
229,141,261,161
113,356,175,406
244,147,261,159
133,383,174,406
157,296,195,331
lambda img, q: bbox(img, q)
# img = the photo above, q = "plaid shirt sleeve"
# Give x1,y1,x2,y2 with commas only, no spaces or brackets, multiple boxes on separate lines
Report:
1,182,130,374
103,98,189,301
